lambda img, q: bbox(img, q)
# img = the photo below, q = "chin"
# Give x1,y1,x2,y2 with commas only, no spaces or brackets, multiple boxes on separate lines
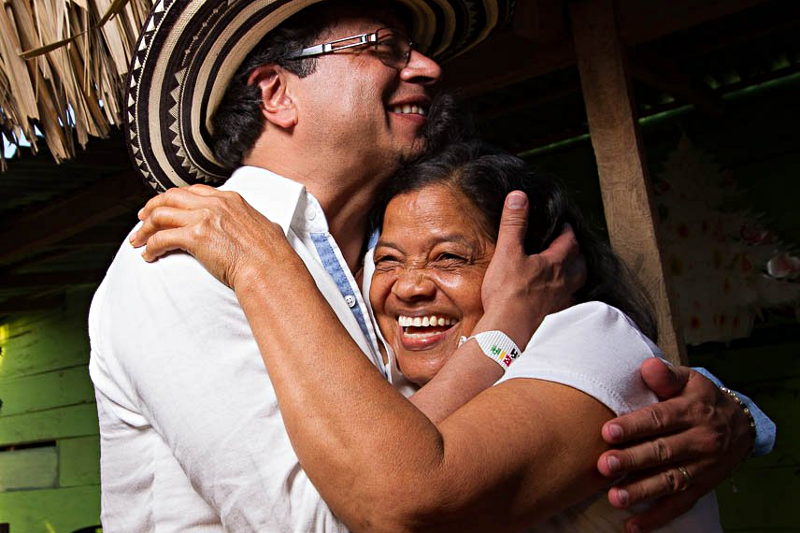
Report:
397,355,446,387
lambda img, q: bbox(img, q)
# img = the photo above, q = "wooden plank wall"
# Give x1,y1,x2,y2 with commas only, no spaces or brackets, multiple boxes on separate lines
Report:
0,288,101,532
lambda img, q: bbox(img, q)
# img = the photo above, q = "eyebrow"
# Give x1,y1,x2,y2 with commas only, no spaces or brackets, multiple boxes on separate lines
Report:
375,233,477,252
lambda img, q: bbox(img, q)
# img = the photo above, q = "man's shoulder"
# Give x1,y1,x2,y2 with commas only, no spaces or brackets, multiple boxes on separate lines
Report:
94,228,238,322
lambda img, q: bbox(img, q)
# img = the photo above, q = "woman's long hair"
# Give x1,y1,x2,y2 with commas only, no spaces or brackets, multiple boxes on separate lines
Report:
371,140,657,340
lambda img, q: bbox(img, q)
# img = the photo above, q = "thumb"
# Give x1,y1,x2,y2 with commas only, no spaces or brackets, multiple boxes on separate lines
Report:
495,191,529,255
640,358,690,399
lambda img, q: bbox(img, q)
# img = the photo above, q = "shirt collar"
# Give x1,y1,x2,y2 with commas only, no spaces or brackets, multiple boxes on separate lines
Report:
220,166,329,235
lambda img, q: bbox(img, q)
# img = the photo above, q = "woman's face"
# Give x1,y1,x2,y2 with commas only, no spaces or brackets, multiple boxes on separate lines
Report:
370,183,496,385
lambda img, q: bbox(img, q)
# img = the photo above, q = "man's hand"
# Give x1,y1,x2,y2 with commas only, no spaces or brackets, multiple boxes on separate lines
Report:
597,358,754,532
478,191,586,347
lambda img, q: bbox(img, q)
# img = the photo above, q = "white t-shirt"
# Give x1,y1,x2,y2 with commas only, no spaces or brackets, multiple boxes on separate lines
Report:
497,302,722,533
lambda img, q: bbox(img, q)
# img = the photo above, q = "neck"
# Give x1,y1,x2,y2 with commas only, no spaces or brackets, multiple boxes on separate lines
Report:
246,145,393,273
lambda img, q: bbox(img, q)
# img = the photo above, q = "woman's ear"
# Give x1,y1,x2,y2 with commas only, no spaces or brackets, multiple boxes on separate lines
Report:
247,64,298,129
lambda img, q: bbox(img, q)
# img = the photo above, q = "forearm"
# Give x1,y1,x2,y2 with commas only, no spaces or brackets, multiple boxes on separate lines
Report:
236,263,453,530
410,313,526,423
236,264,594,532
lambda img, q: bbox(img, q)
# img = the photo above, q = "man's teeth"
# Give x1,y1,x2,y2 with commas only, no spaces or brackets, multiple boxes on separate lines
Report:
398,315,456,327
390,104,427,116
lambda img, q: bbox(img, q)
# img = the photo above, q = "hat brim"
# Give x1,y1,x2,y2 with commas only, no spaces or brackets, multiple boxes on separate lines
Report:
126,0,513,192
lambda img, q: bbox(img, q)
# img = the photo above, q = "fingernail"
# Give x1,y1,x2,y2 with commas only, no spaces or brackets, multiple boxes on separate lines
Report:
606,455,621,473
606,423,623,440
627,523,640,533
129,231,136,243
507,192,527,209
657,356,674,367
616,489,630,507
137,208,144,219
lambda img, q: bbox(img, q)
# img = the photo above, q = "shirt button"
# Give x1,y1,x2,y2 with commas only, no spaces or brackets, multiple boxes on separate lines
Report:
344,294,357,308
307,210,317,221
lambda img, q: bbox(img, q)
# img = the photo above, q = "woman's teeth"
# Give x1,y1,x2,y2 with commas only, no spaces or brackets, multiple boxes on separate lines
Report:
398,315,456,327
390,104,427,115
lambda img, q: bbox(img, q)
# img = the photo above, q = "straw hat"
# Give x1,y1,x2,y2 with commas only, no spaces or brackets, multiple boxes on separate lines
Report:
125,0,514,191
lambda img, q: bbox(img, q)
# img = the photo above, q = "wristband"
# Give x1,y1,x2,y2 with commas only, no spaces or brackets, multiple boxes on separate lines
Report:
459,331,522,369
719,386,757,453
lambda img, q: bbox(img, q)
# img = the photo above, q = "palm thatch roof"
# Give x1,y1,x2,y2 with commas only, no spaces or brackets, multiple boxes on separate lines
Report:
0,0,152,171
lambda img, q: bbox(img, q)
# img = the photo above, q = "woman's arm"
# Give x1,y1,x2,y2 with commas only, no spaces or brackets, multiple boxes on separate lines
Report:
233,253,610,532
131,185,738,532
133,186,603,531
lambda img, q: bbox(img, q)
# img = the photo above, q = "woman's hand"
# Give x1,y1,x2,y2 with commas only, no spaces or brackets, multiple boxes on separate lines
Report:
130,184,297,290
477,191,587,347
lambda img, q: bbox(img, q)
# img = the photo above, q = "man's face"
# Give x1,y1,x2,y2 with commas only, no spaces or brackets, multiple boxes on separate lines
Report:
292,16,443,172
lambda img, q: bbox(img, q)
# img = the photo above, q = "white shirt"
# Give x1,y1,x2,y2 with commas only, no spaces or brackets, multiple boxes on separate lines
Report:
497,302,722,533
89,167,383,532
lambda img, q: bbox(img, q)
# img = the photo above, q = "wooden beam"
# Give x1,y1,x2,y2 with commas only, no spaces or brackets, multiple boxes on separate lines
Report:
512,0,567,43
444,33,575,97
570,0,686,363
0,171,149,266
446,0,778,98
629,49,725,117
617,0,771,46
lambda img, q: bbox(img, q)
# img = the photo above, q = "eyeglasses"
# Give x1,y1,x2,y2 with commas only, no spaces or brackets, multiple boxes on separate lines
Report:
285,28,415,70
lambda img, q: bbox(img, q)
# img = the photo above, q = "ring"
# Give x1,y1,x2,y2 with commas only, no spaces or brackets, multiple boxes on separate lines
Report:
676,466,692,491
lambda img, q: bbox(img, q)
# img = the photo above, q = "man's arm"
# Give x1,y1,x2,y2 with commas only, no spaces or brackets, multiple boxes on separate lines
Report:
597,358,775,533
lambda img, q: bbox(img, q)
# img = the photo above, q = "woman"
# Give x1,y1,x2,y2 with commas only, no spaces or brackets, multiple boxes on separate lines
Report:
132,141,722,532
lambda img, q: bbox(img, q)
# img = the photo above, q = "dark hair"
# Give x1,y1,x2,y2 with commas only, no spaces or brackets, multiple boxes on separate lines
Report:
212,0,411,169
373,140,658,340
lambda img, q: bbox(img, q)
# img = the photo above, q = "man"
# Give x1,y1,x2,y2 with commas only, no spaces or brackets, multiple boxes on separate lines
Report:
90,0,774,531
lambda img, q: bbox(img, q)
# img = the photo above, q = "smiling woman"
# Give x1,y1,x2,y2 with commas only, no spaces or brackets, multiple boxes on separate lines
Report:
371,183,496,384
369,141,659,388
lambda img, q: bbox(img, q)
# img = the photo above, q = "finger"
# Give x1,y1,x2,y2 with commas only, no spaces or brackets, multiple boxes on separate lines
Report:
493,191,529,255
640,358,691,400
608,463,697,509
185,183,219,195
539,223,580,263
141,227,195,262
597,428,710,477
138,187,219,220
622,489,705,533
130,206,195,247
601,397,690,445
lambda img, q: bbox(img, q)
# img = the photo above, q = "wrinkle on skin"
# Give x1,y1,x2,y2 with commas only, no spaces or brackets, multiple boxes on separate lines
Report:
371,184,496,385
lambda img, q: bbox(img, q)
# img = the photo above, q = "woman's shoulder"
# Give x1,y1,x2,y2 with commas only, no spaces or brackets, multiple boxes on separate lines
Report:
498,301,664,416
533,301,661,356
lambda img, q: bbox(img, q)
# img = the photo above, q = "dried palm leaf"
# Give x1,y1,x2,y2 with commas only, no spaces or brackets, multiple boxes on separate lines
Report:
0,0,152,169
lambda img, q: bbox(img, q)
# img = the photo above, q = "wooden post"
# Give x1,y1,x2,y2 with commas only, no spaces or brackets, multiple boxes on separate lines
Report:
569,0,686,363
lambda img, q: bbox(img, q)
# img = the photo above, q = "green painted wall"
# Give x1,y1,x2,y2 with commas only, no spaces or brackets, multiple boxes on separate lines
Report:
0,288,101,532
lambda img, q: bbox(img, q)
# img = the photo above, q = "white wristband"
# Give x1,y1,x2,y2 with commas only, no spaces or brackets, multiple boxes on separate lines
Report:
460,331,522,369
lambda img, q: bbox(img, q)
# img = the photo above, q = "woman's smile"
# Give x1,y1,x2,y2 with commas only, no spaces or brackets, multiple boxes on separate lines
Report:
370,183,495,385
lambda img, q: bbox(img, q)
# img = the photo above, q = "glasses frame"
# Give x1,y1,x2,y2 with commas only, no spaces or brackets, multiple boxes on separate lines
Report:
285,27,415,70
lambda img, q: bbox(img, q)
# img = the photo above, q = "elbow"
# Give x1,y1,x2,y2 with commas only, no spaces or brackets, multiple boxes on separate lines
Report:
344,481,457,533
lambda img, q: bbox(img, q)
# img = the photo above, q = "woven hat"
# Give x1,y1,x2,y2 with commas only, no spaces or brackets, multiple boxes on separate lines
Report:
125,0,514,192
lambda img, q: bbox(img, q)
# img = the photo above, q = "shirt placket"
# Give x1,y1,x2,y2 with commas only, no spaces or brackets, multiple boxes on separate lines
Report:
309,231,386,377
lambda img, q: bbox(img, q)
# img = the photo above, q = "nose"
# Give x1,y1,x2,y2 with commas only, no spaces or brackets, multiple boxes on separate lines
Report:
391,268,437,302
400,49,442,86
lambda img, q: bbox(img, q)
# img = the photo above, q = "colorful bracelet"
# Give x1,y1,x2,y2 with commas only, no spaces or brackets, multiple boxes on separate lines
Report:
460,331,522,369
719,386,757,453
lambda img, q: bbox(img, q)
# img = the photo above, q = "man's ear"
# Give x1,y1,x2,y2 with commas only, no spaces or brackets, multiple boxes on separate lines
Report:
247,64,297,129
